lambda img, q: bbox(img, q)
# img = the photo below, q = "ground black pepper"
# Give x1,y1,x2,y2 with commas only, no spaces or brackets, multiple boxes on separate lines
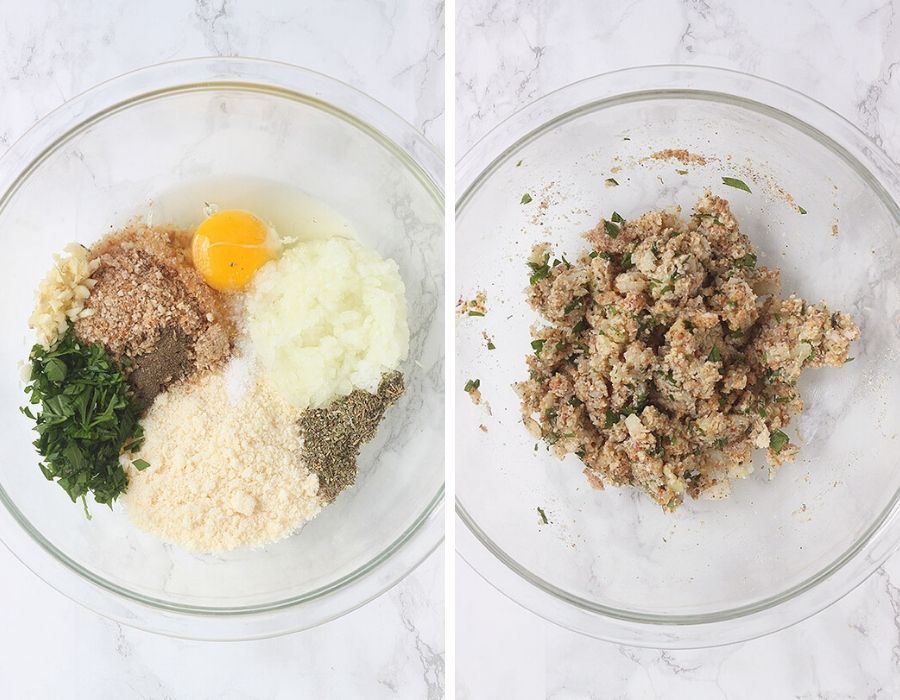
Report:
127,326,193,408
299,371,405,503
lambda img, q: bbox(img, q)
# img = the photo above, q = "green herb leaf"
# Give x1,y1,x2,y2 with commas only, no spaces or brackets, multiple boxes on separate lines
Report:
20,327,145,512
722,177,752,193
527,253,551,285
708,346,722,362
611,211,624,224
676,169,688,175
572,319,589,333
537,507,549,524
521,193,533,204
605,178,619,187
604,220,620,238
132,459,150,471
531,339,545,355
464,379,481,393
798,205,807,215
769,429,790,453
603,409,620,428
487,342,496,351
516,159,523,167
467,311,484,317
735,253,757,268
589,251,599,259
620,252,633,269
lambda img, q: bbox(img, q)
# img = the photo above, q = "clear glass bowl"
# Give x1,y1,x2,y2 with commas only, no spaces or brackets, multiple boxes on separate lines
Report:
456,65,900,648
0,58,444,639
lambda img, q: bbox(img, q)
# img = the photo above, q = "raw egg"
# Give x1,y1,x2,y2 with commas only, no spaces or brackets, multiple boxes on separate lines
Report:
192,210,280,291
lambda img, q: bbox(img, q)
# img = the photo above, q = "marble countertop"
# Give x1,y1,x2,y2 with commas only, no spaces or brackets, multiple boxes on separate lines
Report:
456,0,900,697
0,1,444,698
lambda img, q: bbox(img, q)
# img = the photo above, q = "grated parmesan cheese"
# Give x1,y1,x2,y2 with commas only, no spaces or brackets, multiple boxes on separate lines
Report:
122,369,321,552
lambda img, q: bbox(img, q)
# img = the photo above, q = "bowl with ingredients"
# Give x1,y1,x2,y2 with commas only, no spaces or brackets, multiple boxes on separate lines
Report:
0,58,443,639
456,65,900,647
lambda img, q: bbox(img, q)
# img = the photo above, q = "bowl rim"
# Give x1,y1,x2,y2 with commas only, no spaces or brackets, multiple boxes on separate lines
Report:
0,56,444,640
455,63,900,648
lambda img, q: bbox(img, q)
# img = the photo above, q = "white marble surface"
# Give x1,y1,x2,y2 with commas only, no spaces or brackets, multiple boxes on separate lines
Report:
456,0,900,697
0,1,444,698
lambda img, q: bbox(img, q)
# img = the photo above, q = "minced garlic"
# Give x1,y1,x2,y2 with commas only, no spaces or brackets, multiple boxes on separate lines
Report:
28,242,99,348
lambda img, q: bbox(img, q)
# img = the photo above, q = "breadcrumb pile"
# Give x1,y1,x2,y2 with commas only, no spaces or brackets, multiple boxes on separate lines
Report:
516,193,859,511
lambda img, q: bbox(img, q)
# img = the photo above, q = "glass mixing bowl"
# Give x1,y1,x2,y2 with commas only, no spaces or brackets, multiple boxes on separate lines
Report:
0,58,443,639
456,65,900,648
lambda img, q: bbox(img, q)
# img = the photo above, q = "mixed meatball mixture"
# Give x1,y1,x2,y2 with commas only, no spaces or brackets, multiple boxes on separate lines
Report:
516,193,859,511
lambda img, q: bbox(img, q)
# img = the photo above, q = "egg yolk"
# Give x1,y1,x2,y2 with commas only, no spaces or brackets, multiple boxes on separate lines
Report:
191,210,280,291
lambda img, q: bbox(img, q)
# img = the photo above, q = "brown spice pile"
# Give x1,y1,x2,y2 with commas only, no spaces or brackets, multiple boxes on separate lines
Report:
128,326,193,407
299,372,405,503
74,224,234,404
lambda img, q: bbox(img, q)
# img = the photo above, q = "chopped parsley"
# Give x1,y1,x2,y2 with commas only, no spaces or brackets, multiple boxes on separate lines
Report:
537,507,549,524
798,205,807,215
531,339,545,355
604,220,620,238
605,178,619,187
735,253,757,268
20,327,146,513
611,211,625,224
487,341,496,350
769,429,790,453
721,177,752,193
464,378,481,393
707,346,722,362
527,253,551,285
603,409,620,428
467,311,484,317
521,193,533,204
676,169,688,175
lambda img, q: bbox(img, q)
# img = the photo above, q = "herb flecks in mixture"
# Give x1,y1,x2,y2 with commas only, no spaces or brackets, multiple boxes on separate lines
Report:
516,192,859,511
721,177,752,193
457,290,487,318
299,372,405,503
21,327,146,512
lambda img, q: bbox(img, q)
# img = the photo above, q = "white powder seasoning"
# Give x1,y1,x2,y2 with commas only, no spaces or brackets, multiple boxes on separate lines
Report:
122,370,321,552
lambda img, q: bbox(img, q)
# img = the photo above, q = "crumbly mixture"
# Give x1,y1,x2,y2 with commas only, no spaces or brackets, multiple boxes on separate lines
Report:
74,224,234,397
298,371,405,503
122,370,320,551
516,192,859,511
457,290,487,317
649,149,709,166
